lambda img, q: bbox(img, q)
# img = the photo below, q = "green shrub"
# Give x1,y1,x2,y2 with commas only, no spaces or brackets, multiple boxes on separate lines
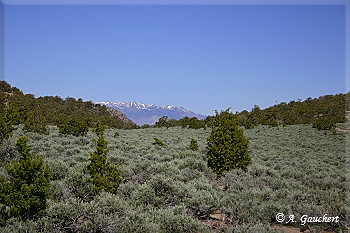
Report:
93,120,105,137
243,119,254,129
140,124,150,129
152,137,166,147
0,137,51,221
207,109,251,177
189,138,199,151
59,119,88,136
87,125,122,194
312,115,335,130
0,116,14,141
23,109,49,135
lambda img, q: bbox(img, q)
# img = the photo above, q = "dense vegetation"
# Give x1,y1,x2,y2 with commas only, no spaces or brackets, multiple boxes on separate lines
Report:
0,81,348,232
0,123,348,232
153,93,349,130
0,136,51,222
0,81,137,136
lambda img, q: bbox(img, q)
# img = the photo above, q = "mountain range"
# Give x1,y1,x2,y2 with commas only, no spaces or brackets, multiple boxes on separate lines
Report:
96,101,206,126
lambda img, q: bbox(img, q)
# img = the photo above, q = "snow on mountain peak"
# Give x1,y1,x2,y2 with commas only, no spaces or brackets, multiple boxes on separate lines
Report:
95,101,206,126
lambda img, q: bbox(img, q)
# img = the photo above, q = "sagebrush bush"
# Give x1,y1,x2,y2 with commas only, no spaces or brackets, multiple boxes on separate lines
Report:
65,171,95,201
0,124,347,232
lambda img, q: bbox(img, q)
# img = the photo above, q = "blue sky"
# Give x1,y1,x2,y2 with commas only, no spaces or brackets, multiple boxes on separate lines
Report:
4,3,346,116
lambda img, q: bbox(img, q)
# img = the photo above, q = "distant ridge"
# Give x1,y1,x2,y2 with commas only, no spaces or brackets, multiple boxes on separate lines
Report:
96,101,206,126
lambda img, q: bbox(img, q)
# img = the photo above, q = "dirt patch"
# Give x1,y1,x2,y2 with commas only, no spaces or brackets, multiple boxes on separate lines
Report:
335,127,350,132
272,224,336,233
218,184,226,191
272,225,301,233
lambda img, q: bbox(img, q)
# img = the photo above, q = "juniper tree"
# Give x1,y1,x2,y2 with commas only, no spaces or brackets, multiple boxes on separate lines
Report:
189,138,199,151
312,115,335,130
23,107,49,135
59,118,88,136
153,137,166,147
93,120,106,137
0,115,14,141
207,109,251,177
87,122,121,194
0,137,51,221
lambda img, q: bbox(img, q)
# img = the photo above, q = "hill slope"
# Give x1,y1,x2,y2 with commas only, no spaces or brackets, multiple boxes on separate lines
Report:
0,81,137,129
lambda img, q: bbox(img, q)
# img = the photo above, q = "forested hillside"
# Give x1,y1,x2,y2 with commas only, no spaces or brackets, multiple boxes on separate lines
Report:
152,93,349,130
0,81,137,133
0,80,347,132
236,93,348,128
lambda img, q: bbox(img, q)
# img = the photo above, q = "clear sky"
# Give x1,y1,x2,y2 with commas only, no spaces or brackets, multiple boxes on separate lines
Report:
4,3,346,116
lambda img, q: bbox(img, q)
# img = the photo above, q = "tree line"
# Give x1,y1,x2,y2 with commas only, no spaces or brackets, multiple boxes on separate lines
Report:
152,93,349,130
0,81,137,139
0,80,348,139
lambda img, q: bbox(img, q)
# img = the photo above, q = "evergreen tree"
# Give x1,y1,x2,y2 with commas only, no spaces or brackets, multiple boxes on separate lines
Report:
152,137,167,147
59,119,88,136
93,120,105,137
140,124,150,129
189,138,199,151
155,116,169,127
23,106,49,135
207,109,251,177
4,101,28,125
0,137,51,221
87,123,122,194
0,115,14,141
312,115,335,130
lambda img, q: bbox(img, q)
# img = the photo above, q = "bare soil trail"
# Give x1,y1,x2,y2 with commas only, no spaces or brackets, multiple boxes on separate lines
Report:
335,127,350,132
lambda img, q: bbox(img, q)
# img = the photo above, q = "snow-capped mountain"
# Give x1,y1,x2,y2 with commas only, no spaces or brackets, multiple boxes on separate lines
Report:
96,101,206,126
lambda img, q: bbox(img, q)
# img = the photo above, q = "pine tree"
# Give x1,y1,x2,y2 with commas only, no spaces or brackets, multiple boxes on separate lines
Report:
87,123,121,194
0,137,51,220
207,109,251,177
